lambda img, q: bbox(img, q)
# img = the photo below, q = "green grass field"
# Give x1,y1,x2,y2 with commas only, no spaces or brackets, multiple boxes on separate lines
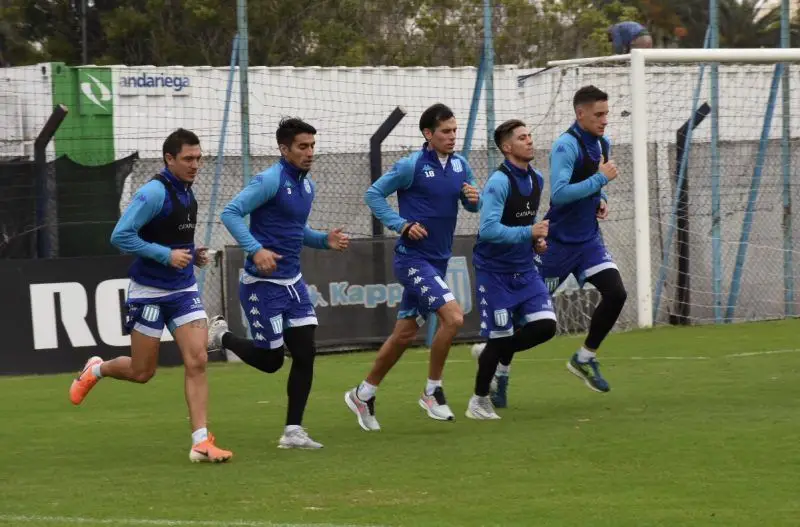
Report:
2,319,800,527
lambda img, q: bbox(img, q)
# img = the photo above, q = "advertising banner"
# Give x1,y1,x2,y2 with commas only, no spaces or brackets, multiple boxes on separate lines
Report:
0,256,224,375
224,236,482,351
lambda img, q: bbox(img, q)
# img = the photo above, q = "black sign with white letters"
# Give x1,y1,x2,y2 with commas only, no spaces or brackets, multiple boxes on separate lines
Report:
0,256,211,375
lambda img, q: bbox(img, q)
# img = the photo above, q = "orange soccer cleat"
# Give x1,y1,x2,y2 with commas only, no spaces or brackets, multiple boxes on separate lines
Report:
69,356,104,405
189,433,233,463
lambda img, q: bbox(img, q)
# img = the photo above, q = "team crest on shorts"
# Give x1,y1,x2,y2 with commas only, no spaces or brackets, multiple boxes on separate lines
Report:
269,314,283,335
494,309,509,327
303,179,312,194
142,305,160,323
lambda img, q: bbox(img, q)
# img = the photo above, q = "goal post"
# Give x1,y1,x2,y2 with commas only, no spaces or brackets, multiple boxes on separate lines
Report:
540,48,800,330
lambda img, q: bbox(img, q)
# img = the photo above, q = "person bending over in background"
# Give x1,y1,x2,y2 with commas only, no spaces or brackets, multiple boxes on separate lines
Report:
609,21,653,54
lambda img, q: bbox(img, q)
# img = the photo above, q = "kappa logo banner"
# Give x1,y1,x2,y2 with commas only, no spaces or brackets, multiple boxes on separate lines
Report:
225,236,481,351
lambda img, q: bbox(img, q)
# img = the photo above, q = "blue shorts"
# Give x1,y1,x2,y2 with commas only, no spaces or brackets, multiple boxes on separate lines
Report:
536,235,618,294
239,277,317,350
476,268,556,339
124,290,207,339
394,256,456,323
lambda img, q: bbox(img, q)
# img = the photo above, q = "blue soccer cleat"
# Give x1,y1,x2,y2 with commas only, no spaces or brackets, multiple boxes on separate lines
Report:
490,375,509,408
566,353,610,393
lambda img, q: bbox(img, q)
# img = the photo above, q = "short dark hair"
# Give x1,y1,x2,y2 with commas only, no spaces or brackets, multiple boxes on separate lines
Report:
494,119,527,151
419,103,455,133
573,85,608,108
276,117,317,148
162,128,200,165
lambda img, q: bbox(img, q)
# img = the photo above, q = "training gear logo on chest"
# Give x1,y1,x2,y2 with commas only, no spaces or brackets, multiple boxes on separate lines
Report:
303,179,312,194
451,158,463,173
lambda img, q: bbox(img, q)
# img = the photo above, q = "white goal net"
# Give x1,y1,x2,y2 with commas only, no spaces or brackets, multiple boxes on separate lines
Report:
519,49,800,330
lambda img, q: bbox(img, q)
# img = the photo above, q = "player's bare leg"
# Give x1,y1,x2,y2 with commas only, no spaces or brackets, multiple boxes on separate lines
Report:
428,300,463,381
100,330,160,382
173,318,232,463
366,318,419,386
345,318,418,431
69,330,160,405
418,300,462,421
173,319,209,433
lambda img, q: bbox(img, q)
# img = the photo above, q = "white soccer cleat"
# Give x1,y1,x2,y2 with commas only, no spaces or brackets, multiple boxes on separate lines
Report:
207,315,228,352
465,394,501,420
471,342,486,360
278,427,323,449
344,388,381,431
418,387,455,421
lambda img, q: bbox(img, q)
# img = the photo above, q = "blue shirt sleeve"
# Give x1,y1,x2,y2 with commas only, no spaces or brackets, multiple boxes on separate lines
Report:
221,170,280,256
549,135,609,206
303,225,329,249
110,181,171,266
302,179,329,249
459,157,480,213
364,156,415,233
478,172,533,244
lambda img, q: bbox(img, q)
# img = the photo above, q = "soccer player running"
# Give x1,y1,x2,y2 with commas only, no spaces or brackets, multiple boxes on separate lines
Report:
466,120,557,419
344,103,479,431
539,85,627,392
69,128,233,464
206,118,349,449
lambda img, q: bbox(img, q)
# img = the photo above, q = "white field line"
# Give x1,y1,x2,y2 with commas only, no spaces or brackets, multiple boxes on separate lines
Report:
0,514,386,527
391,347,800,365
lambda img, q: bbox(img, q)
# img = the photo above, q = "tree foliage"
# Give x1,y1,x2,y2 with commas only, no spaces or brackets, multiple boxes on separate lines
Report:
0,0,796,68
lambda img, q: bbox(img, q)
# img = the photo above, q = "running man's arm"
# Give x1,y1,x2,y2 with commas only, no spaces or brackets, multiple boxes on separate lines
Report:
221,172,280,256
364,157,415,233
110,181,171,266
302,179,330,249
478,173,533,244
303,225,329,249
549,136,609,206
